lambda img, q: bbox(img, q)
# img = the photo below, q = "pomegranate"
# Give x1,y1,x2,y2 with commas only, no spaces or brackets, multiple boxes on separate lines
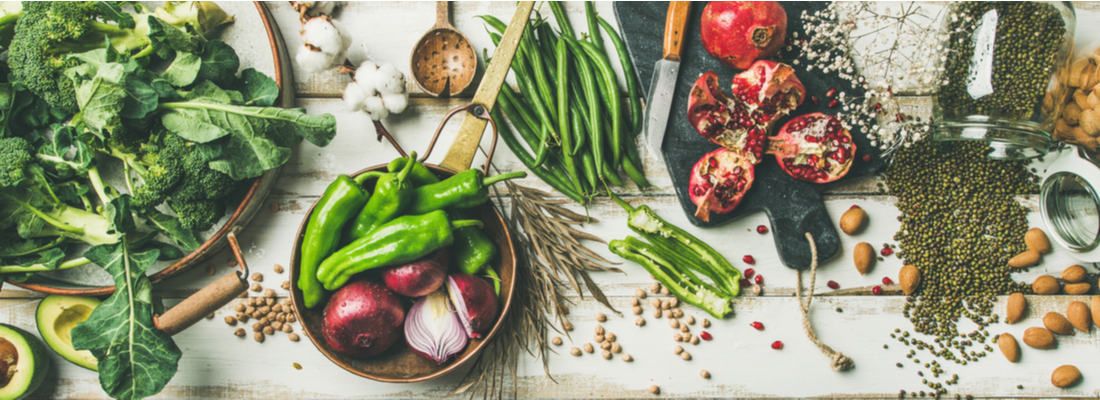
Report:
767,112,855,183
687,62,805,164
700,1,788,70
689,147,755,222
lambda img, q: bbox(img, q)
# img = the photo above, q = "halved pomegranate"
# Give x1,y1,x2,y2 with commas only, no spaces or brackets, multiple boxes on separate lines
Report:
690,148,755,222
767,112,856,184
687,61,805,164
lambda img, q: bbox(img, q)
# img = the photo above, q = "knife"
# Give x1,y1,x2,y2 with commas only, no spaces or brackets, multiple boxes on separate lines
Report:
643,1,692,155
439,1,535,172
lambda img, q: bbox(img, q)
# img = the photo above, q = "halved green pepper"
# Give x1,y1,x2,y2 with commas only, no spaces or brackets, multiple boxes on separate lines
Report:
610,236,732,319
298,171,382,308
344,152,419,240
405,168,527,215
317,210,483,290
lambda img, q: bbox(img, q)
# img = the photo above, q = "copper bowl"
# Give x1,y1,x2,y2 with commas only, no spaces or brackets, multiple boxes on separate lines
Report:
288,164,516,383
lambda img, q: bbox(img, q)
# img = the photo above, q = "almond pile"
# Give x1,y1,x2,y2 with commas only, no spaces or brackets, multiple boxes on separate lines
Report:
1047,48,1100,151
1008,228,1051,268
997,293,1095,388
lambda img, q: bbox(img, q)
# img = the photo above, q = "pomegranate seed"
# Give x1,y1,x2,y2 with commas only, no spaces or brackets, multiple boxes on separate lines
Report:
744,268,755,278
826,88,837,98
872,285,883,295
862,154,871,163
882,277,894,285
895,113,905,122
750,322,764,331
828,99,839,108
754,275,763,285
739,278,750,287
810,95,820,106
849,205,861,210
873,102,882,111
827,280,839,289
880,247,894,257
742,255,755,265
700,331,713,341
771,340,783,350
756,225,769,234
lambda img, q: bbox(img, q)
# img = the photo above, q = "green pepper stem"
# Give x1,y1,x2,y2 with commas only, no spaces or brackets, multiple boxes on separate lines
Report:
605,185,635,212
353,171,387,186
483,171,528,186
451,219,484,230
484,267,501,296
395,151,418,185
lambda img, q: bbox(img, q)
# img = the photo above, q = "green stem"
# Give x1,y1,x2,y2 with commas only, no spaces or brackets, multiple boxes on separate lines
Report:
483,171,527,186
353,171,386,186
0,257,91,274
0,193,84,234
86,166,112,209
484,267,501,296
451,220,484,230
0,237,65,257
606,188,634,212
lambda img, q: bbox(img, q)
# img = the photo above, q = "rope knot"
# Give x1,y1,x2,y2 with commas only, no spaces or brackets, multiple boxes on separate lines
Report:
796,232,855,372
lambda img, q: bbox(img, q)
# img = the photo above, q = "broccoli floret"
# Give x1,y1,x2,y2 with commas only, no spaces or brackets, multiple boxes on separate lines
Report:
168,197,224,231
0,137,34,187
172,149,235,202
128,133,185,209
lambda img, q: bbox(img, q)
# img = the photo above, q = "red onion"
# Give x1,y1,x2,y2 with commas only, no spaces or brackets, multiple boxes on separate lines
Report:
322,279,405,358
404,290,468,364
446,273,499,339
381,249,448,297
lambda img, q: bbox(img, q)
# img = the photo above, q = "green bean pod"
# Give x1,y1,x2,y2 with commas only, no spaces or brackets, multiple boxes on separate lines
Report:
578,40,623,168
599,16,644,135
585,2,604,52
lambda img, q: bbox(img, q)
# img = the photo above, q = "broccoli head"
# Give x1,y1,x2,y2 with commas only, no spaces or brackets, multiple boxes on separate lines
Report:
168,197,225,231
0,137,33,187
124,132,236,231
128,133,185,210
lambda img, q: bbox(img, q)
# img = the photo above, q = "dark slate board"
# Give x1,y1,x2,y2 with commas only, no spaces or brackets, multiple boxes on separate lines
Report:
613,2,884,270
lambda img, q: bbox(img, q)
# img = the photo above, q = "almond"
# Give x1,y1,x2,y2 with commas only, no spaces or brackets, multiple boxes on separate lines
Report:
1069,58,1090,87
1066,301,1091,332
997,333,1019,363
1006,293,1027,324
1089,90,1100,109
1082,109,1100,136
1043,312,1074,335
1076,88,1091,110
1092,296,1100,329
853,242,874,275
1052,365,1082,388
1064,282,1091,295
1022,327,1056,349
899,265,920,295
1025,228,1052,254
1064,102,1083,124
1032,275,1060,295
839,207,867,235
1061,265,1087,283
1008,250,1040,268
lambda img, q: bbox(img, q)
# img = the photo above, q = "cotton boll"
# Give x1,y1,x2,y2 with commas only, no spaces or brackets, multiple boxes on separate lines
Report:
328,19,354,66
343,81,368,111
363,95,389,121
374,63,406,95
381,93,408,114
353,61,379,95
296,47,336,75
301,17,347,56
306,1,344,17
345,43,370,66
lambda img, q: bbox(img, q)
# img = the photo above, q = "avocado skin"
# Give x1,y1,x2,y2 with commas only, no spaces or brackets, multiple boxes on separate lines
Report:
0,324,50,400
35,295,100,371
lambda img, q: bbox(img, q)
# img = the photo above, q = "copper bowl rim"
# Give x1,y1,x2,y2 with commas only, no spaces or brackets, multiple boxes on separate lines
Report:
6,2,285,295
289,163,517,383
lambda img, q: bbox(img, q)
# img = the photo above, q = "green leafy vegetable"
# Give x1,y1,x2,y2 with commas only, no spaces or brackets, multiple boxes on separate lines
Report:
196,40,239,84
160,52,201,87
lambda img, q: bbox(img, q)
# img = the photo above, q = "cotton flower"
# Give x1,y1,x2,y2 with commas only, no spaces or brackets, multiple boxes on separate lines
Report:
342,61,409,120
295,16,352,74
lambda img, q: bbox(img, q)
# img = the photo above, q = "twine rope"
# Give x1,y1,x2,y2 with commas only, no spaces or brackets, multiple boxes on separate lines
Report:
795,232,854,371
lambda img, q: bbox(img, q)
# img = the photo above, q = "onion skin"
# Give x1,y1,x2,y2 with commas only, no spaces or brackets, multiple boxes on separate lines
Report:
381,249,449,297
405,290,468,364
322,279,406,358
446,273,499,339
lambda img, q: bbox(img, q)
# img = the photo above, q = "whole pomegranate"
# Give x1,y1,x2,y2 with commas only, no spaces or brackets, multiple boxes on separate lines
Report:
767,113,856,183
690,147,755,222
687,61,805,164
700,1,788,70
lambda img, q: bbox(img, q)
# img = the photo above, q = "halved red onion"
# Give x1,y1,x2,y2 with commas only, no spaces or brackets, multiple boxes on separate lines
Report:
446,273,499,339
404,290,468,364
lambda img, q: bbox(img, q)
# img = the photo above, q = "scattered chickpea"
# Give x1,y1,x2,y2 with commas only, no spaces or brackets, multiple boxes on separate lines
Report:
269,202,279,212
600,341,611,350
673,333,683,342
238,314,249,323
648,385,660,395
281,324,293,333
633,306,643,315
680,352,691,361
673,345,684,355
224,316,237,325
662,309,672,318
631,298,640,307
264,288,276,298
606,333,617,342
263,326,275,335
259,317,270,326
273,264,284,274
650,298,661,308
273,304,283,313
690,336,700,345
682,333,692,342
272,321,284,331
660,287,670,296
251,272,264,282
288,333,300,342
680,325,689,333
751,285,762,295
250,283,261,292
563,321,574,331
595,325,605,335
611,343,622,354
635,317,646,326
652,308,662,318
227,259,238,267
260,306,272,314
234,328,245,337
671,309,684,319
254,332,265,343
245,306,256,314
601,350,612,360
277,314,287,323
234,303,246,312
206,313,215,319
669,298,679,308
281,281,291,290
685,315,695,325
594,335,605,343
551,336,563,346
570,347,582,356
252,323,263,332
635,289,647,299
286,314,297,323
660,300,671,310
668,319,680,329
583,343,594,353
596,312,607,322
621,354,633,362
650,282,661,293
700,369,710,379
702,319,711,328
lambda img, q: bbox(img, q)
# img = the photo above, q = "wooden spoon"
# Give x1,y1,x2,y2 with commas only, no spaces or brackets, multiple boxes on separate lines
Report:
410,1,477,97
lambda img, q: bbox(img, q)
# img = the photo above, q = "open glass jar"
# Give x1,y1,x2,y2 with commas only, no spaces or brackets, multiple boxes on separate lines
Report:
930,2,1076,160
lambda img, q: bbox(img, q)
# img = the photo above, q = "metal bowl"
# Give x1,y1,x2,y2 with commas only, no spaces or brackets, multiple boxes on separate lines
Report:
289,164,516,383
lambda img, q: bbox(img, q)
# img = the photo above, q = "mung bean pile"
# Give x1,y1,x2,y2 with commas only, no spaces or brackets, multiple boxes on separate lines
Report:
886,140,1038,397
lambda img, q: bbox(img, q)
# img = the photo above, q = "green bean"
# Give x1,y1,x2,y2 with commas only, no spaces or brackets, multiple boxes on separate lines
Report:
476,15,507,34
554,38,584,198
536,23,559,69
620,127,653,188
602,158,624,187
549,2,575,38
568,100,587,155
563,36,605,180
578,40,623,169
485,20,557,141
521,24,558,122
572,113,597,195
585,2,604,52
491,108,586,204
501,85,538,136
599,16,643,135
498,88,588,197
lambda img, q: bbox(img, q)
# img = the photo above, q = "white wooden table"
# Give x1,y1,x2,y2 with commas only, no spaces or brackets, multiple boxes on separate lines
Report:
4,2,1100,398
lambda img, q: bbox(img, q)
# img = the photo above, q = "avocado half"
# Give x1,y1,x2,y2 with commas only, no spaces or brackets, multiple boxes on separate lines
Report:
35,295,100,371
0,324,49,400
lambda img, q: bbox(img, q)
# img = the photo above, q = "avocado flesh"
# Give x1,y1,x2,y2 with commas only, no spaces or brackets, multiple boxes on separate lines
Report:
0,324,49,400
35,295,100,371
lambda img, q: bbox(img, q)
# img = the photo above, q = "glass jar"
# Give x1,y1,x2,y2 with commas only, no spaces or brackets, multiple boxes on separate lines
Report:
930,1,1076,160
1041,145,1100,260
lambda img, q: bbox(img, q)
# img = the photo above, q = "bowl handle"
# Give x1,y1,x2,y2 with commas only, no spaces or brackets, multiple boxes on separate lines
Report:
155,232,250,336
374,104,499,175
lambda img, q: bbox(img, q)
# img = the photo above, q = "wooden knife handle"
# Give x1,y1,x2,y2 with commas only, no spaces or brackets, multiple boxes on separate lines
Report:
662,1,692,62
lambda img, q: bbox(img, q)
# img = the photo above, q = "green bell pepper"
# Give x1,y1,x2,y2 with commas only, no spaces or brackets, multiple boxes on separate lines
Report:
317,210,483,290
609,236,732,319
344,152,419,240
405,168,527,215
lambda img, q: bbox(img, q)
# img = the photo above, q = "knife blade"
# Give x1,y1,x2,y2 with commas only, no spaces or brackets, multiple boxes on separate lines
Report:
439,1,534,172
643,1,692,155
